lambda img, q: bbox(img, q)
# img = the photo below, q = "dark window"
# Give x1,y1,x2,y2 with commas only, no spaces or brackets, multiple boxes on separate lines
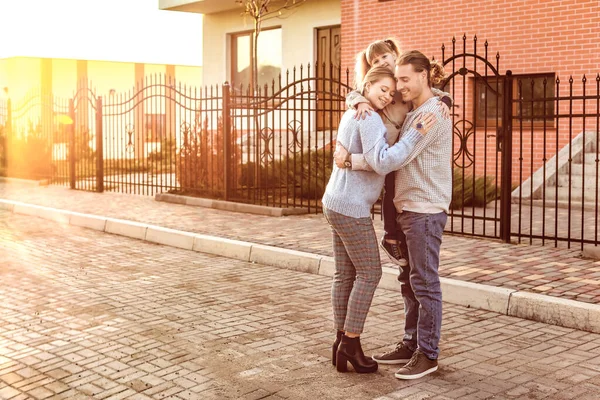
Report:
475,77,504,124
475,73,555,126
230,27,282,91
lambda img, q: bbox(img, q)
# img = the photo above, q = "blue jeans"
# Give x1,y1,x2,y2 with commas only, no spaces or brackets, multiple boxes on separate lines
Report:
396,211,447,360
382,172,397,241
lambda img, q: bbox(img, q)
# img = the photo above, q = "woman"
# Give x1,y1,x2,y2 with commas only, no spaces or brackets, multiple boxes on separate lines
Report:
322,65,436,374
336,38,451,268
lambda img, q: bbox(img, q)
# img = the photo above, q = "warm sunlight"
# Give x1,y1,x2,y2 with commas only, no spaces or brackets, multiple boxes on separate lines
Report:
1,2,600,398
0,0,203,66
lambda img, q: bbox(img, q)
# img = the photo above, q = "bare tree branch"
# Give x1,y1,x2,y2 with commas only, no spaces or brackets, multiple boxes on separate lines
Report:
237,0,307,25
234,0,308,89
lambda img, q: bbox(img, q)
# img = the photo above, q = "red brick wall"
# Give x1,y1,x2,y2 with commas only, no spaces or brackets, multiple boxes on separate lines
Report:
341,0,600,184
341,0,599,80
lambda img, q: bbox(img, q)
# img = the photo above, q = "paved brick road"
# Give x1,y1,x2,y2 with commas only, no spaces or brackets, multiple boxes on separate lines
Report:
1,182,599,304
2,212,600,399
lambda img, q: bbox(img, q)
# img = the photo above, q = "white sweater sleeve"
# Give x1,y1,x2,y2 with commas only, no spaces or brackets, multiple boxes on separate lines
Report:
356,115,423,176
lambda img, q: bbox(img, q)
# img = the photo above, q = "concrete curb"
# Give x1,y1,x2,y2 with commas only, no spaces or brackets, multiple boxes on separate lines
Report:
508,292,600,333
583,245,600,260
3,198,600,334
155,193,309,217
194,234,252,261
440,278,516,315
0,177,49,186
250,244,322,274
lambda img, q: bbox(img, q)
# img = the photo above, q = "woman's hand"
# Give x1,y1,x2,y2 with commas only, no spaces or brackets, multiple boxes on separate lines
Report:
333,143,349,168
354,102,374,120
411,112,436,135
438,101,451,119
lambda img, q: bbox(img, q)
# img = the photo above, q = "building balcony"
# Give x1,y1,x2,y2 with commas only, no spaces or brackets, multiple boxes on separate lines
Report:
158,0,239,15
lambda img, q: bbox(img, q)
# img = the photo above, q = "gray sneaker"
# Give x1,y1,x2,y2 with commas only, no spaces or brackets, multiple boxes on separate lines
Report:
394,350,438,380
372,342,414,365
380,239,408,267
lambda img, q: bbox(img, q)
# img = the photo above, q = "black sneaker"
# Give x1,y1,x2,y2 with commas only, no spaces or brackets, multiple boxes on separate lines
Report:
394,350,438,380
372,342,414,365
380,239,408,267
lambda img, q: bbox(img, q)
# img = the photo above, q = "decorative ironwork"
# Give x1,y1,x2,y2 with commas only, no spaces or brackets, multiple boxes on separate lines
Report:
180,122,193,151
287,120,302,151
2,50,599,248
180,115,204,154
452,120,475,169
260,127,274,164
125,123,135,154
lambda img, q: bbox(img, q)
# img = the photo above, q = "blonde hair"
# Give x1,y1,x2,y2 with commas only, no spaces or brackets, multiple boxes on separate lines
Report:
358,66,396,97
354,38,402,88
396,50,447,86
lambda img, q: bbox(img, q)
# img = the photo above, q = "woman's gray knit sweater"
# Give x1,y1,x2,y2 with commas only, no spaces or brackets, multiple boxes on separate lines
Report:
322,110,422,218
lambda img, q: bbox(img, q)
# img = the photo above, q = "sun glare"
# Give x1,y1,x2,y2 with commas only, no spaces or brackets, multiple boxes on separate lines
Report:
0,0,203,66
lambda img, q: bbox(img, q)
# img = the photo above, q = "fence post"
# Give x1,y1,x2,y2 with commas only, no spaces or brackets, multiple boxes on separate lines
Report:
96,96,104,193
500,70,513,243
68,99,76,189
5,99,11,171
222,82,231,201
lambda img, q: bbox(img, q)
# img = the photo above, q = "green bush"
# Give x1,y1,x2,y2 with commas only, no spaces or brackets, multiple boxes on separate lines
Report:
176,139,209,191
238,148,332,200
238,161,282,188
148,137,176,163
284,149,332,199
175,117,226,197
451,169,499,209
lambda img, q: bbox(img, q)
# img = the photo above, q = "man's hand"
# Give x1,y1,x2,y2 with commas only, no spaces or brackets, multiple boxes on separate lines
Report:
333,143,349,168
353,102,374,120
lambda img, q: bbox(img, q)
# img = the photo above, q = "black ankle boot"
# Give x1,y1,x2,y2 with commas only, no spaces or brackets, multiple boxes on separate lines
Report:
336,335,378,373
332,330,344,366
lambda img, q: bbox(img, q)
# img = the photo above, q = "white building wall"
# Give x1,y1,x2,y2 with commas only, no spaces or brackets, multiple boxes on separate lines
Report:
202,0,340,86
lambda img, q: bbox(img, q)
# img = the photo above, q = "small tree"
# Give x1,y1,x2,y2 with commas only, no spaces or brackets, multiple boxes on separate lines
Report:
236,0,307,90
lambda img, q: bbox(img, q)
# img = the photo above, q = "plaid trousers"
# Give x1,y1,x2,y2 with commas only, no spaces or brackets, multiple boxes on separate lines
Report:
323,208,382,334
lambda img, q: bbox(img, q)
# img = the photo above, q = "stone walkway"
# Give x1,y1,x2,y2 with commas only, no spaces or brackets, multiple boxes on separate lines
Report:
2,212,600,399
1,181,599,304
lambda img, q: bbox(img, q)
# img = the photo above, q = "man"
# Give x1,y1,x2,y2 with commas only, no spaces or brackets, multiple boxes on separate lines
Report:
334,50,452,380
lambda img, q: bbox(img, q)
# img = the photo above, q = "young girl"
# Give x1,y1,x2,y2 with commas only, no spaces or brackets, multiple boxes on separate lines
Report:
322,65,436,374
335,38,452,268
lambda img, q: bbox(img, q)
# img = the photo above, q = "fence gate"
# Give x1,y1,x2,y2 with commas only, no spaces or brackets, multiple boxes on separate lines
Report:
438,35,513,241
64,86,103,192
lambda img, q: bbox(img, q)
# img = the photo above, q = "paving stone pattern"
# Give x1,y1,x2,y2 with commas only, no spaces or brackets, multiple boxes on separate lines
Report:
1,183,600,304
2,212,600,399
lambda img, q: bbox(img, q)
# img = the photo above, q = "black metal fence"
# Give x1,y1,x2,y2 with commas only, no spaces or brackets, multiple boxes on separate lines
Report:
509,74,600,248
0,66,351,214
436,36,599,249
438,36,509,243
0,36,598,250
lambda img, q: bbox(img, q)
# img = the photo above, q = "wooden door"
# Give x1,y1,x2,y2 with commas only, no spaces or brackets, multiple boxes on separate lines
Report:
316,25,341,131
